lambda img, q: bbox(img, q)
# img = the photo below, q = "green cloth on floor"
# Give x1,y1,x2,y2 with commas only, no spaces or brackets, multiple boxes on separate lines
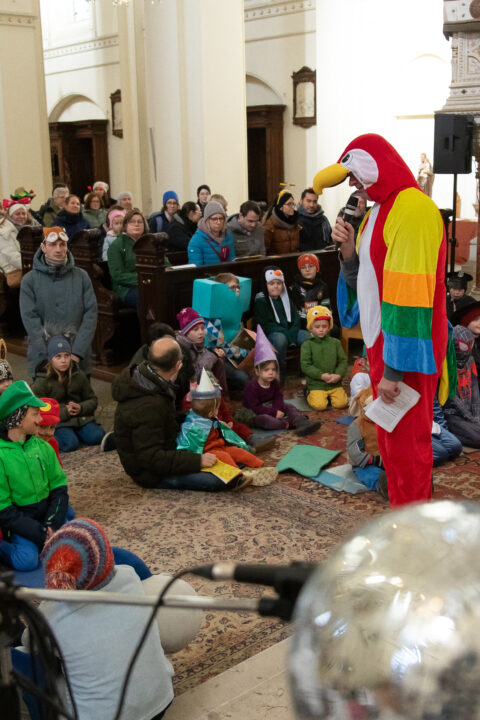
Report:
287,396,311,411
276,445,340,477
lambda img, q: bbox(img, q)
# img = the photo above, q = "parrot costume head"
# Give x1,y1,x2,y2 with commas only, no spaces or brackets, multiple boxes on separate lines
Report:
312,133,417,203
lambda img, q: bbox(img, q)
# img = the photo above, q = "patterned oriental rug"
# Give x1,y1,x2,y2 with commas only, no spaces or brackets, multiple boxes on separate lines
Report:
62,408,480,695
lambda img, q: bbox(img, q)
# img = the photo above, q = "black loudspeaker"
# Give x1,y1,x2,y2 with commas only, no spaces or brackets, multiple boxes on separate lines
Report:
433,113,474,174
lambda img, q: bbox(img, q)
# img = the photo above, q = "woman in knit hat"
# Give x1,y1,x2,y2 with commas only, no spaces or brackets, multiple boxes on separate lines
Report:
148,190,180,234
117,190,134,212
263,189,301,255
0,201,40,286
93,180,116,208
187,200,236,266
30,518,174,720
0,381,68,571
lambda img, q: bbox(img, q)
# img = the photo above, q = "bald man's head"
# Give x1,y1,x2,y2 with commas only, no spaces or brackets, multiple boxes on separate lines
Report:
148,336,182,374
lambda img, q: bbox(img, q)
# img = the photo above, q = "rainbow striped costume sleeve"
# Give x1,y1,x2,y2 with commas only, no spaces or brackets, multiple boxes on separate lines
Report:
381,188,444,374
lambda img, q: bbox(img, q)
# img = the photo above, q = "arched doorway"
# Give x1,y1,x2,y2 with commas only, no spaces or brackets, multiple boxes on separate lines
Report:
48,95,110,197
246,75,285,203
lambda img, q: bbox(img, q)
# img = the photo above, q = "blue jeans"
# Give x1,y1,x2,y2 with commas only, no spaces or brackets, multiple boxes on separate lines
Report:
432,426,463,467
55,422,105,452
268,329,310,372
124,286,139,308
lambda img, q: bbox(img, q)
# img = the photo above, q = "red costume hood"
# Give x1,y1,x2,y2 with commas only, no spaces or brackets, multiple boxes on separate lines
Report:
338,134,418,203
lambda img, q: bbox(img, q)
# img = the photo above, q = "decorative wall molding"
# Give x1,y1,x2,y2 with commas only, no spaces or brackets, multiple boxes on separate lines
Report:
442,32,480,113
244,0,315,22
44,34,119,60
0,12,36,28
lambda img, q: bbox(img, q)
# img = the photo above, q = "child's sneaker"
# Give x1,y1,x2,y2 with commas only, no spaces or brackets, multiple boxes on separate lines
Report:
294,418,321,437
243,467,278,487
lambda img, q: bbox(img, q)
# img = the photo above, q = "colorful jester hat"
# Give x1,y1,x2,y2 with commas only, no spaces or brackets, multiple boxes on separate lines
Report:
191,367,221,400
312,133,417,203
10,187,35,203
254,325,277,368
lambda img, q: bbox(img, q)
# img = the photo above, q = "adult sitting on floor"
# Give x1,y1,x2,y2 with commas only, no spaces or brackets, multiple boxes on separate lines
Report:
112,335,225,491
20,227,98,377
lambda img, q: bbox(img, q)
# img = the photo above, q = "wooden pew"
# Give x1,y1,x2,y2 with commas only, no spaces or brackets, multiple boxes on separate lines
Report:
134,234,340,341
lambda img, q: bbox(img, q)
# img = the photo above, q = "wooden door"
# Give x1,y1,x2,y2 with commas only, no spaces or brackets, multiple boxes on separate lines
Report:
247,105,285,204
49,120,109,197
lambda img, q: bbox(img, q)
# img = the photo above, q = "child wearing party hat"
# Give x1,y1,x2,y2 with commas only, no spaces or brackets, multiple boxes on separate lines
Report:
177,369,277,487
243,326,321,436
301,305,348,411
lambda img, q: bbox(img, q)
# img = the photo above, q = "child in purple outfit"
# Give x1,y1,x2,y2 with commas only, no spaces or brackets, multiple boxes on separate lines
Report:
243,326,320,437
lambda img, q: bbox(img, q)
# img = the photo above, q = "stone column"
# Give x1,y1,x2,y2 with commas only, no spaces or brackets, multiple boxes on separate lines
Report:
142,0,248,214
0,0,52,202
441,29,480,295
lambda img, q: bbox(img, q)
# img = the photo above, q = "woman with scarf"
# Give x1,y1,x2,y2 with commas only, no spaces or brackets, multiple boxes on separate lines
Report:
52,195,90,240
0,201,41,286
263,190,301,255
187,201,235,266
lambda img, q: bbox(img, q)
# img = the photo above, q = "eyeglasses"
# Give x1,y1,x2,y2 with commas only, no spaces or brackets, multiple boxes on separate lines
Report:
284,202,296,208
209,216,224,223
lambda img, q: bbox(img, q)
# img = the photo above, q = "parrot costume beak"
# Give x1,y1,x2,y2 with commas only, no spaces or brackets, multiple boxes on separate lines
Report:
312,164,349,195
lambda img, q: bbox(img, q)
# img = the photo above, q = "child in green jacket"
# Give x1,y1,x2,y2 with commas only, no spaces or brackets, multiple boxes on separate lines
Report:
301,305,349,411
0,381,68,571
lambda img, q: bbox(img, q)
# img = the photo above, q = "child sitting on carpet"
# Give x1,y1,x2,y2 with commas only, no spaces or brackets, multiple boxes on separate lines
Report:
253,267,309,377
443,324,480,448
243,325,320,437
38,397,62,466
0,381,68,571
290,253,332,329
32,334,106,453
19,518,174,720
176,307,229,396
0,359,13,394
178,369,277,487
300,305,348,411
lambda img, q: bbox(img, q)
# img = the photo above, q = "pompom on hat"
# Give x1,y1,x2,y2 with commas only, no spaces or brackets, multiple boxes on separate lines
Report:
39,397,61,426
297,253,319,272
254,325,277,367
43,227,68,243
41,518,115,591
177,307,205,335
307,304,333,331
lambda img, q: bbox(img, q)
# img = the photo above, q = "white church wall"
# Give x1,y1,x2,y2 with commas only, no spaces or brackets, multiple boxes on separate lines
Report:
245,2,317,203
315,0,476,224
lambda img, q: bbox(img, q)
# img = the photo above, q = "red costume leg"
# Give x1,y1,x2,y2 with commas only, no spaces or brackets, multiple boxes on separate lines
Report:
226,445,264,468
367,338,437,507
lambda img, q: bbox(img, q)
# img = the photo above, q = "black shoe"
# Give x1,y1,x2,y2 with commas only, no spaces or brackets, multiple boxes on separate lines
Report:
248,435,276,453
376,471,389,500
295,419,321,437
101,431,116,452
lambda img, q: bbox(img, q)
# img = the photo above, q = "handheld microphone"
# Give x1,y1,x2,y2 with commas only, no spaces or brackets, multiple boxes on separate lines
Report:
335,195,359,250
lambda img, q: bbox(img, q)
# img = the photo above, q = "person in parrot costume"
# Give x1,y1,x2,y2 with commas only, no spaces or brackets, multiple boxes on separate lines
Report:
313,133,450,507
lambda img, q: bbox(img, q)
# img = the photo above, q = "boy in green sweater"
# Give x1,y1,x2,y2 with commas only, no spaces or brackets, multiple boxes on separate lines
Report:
301,305,348,410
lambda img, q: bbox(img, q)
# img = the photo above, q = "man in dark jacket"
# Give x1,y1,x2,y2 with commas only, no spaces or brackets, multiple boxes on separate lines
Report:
227,201,265,257
20,227,98,376
112,336,223,490
297,188,332,251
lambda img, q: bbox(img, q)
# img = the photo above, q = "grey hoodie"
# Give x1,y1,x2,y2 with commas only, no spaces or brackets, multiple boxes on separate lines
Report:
20,247,98,375
227,214,265,257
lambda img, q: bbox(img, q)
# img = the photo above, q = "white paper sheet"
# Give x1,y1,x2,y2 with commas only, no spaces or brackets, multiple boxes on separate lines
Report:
364,381,420,433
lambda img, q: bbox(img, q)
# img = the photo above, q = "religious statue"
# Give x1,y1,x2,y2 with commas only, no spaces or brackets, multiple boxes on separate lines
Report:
417,152,434,197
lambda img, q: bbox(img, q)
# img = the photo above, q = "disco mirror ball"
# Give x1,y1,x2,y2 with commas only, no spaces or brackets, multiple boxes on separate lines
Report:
289,500,480,719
